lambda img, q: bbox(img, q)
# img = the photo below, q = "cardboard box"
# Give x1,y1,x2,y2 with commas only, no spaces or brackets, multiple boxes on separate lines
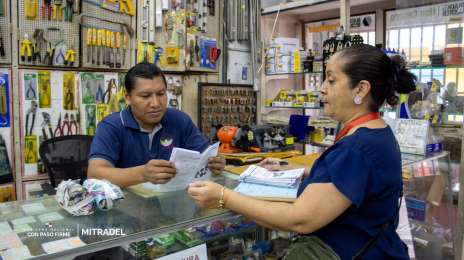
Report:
444,47,464,65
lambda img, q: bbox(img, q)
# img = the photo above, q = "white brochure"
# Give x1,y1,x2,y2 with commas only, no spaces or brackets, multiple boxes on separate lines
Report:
143,142,220,192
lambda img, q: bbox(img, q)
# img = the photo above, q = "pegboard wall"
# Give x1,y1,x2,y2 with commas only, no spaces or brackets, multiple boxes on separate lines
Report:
185,0,221,72
80,0,136,69
18,0,80,67
0,0,11,64
20,69,81,176
136,0,221,72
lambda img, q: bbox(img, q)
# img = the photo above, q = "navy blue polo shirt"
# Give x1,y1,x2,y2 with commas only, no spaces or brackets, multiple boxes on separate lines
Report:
89,107,209,168
298,127,408,259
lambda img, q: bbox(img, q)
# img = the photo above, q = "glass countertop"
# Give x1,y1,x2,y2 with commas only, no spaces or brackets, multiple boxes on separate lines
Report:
401,151,449,167
0,176,239,259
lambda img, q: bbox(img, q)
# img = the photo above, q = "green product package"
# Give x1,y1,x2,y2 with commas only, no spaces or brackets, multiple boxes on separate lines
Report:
174,230,203,248
153,234,176,248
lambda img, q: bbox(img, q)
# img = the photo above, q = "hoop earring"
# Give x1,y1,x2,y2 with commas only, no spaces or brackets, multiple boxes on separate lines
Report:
354,95,363,105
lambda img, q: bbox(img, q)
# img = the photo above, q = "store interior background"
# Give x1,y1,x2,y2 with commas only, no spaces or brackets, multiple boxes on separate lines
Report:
0,0,463,259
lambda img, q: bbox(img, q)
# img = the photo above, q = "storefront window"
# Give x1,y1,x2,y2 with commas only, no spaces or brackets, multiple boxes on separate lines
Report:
421,26,434,62
410,27,422,62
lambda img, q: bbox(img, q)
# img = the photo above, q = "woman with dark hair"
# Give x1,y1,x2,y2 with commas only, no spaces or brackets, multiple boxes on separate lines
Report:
188,44,416,259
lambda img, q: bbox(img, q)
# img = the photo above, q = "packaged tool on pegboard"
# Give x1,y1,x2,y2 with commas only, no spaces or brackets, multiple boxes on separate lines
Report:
81,0,135,69
21,70,80,176
0,69,13,186
136,41,162,65
79,72,122,135
19,0,80,67
137,0,186,71
165,74,182,110
185,0,220,72
0,72,10,128
198,83,256,137
0,0,11,64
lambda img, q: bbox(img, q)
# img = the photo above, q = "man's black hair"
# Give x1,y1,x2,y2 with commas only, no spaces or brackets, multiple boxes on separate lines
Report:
124,63,167,93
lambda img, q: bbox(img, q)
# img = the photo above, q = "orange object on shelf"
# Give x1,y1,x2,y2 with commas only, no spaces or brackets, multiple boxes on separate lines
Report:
217,126,241,153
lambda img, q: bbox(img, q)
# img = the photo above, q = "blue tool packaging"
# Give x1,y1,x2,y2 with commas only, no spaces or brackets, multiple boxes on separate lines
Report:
0,73,10,128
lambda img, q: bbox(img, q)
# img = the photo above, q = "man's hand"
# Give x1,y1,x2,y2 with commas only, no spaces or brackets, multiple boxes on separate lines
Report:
208,155,225,175
143,159,177,184
258,157,286,171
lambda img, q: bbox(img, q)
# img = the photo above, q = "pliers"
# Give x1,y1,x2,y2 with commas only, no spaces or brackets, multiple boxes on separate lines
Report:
25,101,38,136
25,81,37,100
41,112,54,140
63,79,74,110
41,0,52,20
64,0,74,22
95,83,104,104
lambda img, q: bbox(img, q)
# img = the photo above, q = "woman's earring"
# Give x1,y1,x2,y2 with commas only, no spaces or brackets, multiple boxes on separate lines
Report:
354,95,363,105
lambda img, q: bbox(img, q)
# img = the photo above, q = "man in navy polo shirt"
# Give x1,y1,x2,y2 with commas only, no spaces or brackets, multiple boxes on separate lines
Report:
87,63,225,188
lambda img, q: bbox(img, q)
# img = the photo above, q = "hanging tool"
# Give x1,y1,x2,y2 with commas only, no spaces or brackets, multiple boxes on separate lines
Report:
95,82,104,103
64,0,74,22
85,106,96,135
122,33,128,66
195,36,200,62
52,0,64,21
41,112,54,140
0,0,4,17
96,29,102,65
101,29,107,65
43,41,54,65
104,78,117,104
54,41,66,65
141,0,149,41
106,30,114,67
209,46,220,65
92,28,97,64
83,81,94,104
25,0,38,20
155,0,162,29
25,101,37,136
115,31,121,68
148,0,156,41
63,78,74,110
86,27,92,63
20,34,33,62
0,79,7,127
32,29,46,63
110,31,115,68
119,0,134,16
25,78,37,100
54,113,78,136
41,0,52,20
188,37,195,67
65,44,76,66
0,34,5,58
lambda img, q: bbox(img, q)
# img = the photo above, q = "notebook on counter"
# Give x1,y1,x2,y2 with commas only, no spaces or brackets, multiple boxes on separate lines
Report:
233,165,305,202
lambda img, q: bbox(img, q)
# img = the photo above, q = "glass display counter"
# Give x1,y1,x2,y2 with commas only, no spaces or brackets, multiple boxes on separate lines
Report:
0,175,262,260
0,152,458,259
401,151,456,260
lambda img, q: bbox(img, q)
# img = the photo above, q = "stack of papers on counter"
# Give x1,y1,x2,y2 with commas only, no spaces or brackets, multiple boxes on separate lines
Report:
239,165,304,187
234,165,305,202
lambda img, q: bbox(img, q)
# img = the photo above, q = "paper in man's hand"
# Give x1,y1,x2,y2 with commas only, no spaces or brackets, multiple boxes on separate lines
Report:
143,142,220,192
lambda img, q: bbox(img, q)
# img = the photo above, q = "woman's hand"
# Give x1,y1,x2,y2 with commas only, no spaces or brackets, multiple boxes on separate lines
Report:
208,155,226,175
188,181,225,208
258,157,286,171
